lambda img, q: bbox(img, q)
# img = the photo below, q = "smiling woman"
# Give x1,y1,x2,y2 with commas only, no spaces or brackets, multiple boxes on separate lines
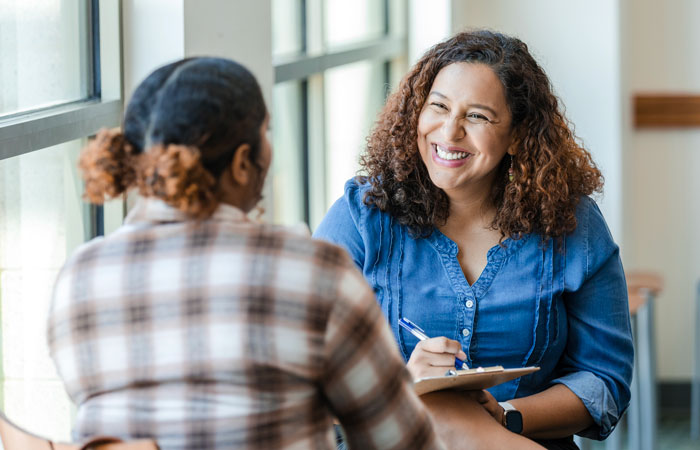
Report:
417,63,513,195
314,29,633,450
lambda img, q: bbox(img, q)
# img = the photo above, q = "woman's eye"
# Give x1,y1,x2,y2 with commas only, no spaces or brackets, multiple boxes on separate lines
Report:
467,112,489,123
430,102,448,110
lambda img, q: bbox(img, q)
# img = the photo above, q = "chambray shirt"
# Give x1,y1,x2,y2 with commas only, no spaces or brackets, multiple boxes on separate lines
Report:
314,179,634,440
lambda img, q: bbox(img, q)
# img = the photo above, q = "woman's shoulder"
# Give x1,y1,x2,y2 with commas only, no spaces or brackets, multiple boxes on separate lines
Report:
342,176,373,208
321,178,383,230
570,195,614,242
564,195,619,275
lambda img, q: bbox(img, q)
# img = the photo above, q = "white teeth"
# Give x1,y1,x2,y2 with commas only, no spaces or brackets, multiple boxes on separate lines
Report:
436,145,469,161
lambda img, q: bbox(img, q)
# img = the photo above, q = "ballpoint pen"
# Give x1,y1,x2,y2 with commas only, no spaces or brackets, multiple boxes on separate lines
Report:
399,317,469,370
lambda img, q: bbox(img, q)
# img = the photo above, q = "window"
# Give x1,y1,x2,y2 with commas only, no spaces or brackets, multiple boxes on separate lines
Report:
0,0,122,441
0,0,92,117
271,0,408,229
0,140,87,440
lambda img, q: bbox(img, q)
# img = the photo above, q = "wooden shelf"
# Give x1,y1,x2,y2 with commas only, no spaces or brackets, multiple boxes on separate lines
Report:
634,94,700,128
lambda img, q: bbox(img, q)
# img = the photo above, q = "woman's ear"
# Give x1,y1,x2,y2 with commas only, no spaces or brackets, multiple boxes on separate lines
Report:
230,143,253,186
507,133,520,156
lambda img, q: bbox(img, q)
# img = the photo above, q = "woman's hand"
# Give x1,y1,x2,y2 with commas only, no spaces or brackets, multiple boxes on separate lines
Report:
462,389,503,424
406,337,468,379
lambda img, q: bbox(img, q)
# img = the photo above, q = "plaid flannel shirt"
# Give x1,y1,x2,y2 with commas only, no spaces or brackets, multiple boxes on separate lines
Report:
48,199,443,450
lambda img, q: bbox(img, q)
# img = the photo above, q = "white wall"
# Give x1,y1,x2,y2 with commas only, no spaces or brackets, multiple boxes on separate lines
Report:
122,0,272,109
121,0,185,105
409,0,451,64
620,0,700,381
451,0,623,243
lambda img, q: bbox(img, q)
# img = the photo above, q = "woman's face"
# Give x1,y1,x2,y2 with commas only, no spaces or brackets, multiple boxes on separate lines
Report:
417,62,513,197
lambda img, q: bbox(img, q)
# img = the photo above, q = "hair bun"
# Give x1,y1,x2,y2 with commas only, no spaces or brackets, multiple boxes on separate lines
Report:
79,128,136,203
138,144,218,219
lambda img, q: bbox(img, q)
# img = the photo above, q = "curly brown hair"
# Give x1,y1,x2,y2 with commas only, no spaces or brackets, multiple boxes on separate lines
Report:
361,30,603,239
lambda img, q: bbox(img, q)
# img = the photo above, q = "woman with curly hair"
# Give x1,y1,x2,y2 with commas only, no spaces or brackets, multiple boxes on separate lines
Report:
315,30,633,449
47,58,444,450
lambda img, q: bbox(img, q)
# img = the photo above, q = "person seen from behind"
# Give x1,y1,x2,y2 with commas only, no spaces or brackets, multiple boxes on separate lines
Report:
47,57,444,450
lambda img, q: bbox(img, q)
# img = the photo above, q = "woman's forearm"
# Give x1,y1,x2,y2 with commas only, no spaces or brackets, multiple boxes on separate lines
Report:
421,391,546,449
508,384,593,439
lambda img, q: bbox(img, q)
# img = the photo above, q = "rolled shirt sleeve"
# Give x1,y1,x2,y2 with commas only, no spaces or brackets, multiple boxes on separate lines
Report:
552,198,634,440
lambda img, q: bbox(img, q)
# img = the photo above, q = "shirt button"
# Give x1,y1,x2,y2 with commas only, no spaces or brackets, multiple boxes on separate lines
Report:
462,328,470,337
465,300,474,308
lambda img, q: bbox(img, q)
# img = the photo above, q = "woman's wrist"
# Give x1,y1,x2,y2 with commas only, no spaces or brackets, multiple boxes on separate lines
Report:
499,401,523,434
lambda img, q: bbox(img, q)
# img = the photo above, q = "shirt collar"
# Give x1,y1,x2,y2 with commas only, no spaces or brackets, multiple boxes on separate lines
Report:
124,198,250,225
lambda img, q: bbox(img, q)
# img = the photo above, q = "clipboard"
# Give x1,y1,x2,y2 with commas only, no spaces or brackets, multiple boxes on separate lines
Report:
413,366,539,396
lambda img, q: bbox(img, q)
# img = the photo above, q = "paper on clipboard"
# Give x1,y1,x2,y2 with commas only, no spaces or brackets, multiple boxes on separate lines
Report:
413,366,539,396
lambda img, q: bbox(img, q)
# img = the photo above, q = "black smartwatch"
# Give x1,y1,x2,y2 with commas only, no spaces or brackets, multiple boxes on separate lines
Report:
499,401,523,434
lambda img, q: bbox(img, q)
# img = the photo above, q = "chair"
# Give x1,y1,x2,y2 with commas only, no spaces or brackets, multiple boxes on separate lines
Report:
625,271,663,450
691,279,700,440
0,410,158,450
575,271,662,450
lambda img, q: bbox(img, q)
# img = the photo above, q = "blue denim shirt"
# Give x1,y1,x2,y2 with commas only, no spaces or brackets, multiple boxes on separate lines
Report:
313,179,633,440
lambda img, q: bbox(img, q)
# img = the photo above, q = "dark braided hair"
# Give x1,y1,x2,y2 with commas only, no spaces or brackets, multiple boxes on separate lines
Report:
80,57,267,218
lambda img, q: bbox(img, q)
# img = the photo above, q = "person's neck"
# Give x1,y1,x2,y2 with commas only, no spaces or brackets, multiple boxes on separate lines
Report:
442,182,496,232
216,171,255,213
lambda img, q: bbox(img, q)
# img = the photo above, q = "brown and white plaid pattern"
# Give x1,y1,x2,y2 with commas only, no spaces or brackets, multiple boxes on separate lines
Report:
48,199,442,450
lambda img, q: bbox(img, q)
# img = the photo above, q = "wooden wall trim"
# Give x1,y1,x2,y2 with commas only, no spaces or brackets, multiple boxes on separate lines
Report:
634,94,700,128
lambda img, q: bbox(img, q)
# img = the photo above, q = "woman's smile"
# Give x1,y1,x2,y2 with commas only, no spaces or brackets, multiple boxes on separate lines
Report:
431,143,473,167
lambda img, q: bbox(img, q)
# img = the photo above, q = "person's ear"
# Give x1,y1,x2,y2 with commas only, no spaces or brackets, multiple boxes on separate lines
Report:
507,132,520,156
230,143,253,186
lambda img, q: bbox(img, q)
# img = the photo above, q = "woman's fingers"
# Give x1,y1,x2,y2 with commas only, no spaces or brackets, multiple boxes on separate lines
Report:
407,337,468,379
415,337,467,361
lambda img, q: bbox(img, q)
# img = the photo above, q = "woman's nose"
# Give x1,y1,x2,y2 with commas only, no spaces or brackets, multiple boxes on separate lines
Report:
441,116,466,141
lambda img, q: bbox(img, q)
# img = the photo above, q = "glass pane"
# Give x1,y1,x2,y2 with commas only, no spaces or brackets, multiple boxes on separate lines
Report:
272,0,304,58
325,0,385,48
0,139,88,441
272,81,306,226
0,0,91,117
324,60,385,208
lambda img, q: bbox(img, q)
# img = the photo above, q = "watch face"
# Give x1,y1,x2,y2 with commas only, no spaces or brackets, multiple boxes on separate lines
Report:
505,410,523,434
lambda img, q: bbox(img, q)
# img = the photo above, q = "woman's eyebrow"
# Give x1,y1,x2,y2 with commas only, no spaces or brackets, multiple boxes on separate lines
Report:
429,90,498,116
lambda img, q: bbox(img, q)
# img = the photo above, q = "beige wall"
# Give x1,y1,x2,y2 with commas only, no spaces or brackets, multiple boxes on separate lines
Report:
621,0,700,381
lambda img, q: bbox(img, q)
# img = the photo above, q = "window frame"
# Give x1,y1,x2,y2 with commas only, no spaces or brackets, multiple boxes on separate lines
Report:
0,0,123,165
0,0,122,430
272,0,407,228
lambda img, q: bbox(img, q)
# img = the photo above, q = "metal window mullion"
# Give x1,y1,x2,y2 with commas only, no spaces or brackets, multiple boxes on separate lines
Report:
300,80,311,225
383,0,390,35
0,99,122,161
274,36,406,83
90,0,102,98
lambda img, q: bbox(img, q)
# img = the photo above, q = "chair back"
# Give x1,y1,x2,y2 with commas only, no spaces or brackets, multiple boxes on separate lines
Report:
626,270,664,315
627,271,664,296
0,411,158,450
